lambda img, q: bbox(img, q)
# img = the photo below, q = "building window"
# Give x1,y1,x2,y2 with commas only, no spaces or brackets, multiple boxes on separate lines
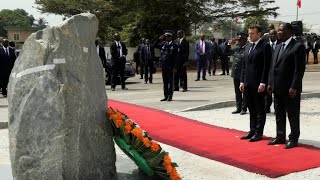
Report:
13,33,20,41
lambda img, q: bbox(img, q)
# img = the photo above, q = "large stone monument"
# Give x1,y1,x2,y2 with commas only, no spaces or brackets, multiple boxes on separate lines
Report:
7,13,117,179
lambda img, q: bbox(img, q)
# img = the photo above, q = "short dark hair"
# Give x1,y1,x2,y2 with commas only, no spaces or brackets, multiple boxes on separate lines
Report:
284,23,294,34
249,25,262,33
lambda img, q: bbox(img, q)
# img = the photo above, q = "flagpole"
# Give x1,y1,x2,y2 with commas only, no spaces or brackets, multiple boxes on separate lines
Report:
296,0,299,21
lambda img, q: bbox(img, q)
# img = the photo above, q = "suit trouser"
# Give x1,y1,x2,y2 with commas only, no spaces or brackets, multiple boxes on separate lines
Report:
174,64,187,90
306,51,310,63
144,61,153,82
233,78,247,111
111,64,126,89
162,68,174,98
245,86,266,135
135,59,140,74
265,93,272,111
140,60,145,78
197,55,207,79
313,51,318,64
0,72,9,95
208,57,217,75
221,57,229,74
274,92,301,142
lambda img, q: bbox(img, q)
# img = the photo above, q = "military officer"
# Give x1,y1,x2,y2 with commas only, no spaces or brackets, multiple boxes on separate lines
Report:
231,33,248,115
154,30,179,101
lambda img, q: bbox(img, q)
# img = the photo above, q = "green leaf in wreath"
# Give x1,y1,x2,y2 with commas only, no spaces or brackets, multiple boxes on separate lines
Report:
147,151,166,168
142,149,161,160
120,125,130,144
171,162,179,167
132,139,143,150
154,171,171,180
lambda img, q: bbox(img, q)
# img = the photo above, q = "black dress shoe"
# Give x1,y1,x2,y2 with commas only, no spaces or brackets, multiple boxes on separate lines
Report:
232,110,241,114
240,110,247,115
195,79,200,81
267,138,286,145
203,78,207,80
174,88,179,91
111,88,115,91
182,89,187,92
167,96,172,101
122,87,128,90
284,141,298,149
240,131,255,139
249,135,262,142
160,98,168,101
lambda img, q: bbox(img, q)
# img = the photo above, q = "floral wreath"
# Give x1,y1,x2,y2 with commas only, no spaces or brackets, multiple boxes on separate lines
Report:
108,107,181,180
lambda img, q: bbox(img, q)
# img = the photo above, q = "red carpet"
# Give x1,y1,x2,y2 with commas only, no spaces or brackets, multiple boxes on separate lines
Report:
109,99,320,178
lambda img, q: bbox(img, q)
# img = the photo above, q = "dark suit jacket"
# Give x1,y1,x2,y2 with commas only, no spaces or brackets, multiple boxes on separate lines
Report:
110,41,128,66
312,41,320,53
0,46,17,76
195,40,210,60
97,44,107,68
140,44,155,65
175,38,189,67
219,41,231,59
268,38,306,95
241,39,272,88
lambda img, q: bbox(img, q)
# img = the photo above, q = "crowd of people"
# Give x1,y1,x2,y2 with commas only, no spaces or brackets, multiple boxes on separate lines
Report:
97,23,307,149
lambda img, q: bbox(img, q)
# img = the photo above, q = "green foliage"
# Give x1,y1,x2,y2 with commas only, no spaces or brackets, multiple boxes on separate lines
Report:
0,9,33,27
243,16,268,33
35,0,279,45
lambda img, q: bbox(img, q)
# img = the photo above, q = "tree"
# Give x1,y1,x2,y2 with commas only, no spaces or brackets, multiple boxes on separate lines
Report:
0,9,36,37
35,17,48,27
35,0,279,45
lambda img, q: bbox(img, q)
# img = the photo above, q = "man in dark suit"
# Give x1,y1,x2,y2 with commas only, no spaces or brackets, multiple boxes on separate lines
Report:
304,37,312,64
174,30,189,92
135,38,145,78
195,34,210,81
109,32,128,91
265,29,279,113
208,37,219,76
141,38,155,84
219,39,231,75
95,40,107,69
267,23,306,149
240,25,272,142
312,38,319,64
0,39,17,97
154,30,178,101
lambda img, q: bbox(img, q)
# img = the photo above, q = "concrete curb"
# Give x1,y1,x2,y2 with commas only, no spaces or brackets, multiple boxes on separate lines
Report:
181,92,320,112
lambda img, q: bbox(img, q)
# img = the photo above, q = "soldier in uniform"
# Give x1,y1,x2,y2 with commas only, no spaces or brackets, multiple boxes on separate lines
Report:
231,33,248,115
154,30,178,101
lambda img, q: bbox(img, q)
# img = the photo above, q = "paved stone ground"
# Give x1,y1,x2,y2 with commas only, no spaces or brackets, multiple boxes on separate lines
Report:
1,68,320,179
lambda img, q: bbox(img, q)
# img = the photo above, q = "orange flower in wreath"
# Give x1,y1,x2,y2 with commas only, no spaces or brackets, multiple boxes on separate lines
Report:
131,127,143,140
142,137,151,147
150,141,160,152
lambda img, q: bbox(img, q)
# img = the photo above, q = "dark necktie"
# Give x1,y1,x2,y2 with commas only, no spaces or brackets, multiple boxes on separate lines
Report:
147,46,151,59
278,43,286,59
5,48,9,56
249,43,255,54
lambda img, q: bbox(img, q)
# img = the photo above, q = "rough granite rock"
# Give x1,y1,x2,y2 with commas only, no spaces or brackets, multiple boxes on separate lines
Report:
7,13,117,179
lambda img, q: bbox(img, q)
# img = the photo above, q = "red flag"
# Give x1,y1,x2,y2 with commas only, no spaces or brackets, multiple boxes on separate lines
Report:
297,0,301,8
235,17,239,23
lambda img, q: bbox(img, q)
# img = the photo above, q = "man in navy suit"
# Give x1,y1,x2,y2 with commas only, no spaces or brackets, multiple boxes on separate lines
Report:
141,38,155,83
0,39,17,97
195,34,210,81
267,23,306,149
240,25,272,142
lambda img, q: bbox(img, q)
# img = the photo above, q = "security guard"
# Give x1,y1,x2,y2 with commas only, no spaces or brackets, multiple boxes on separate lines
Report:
231,33,248,115
154,30,178,101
